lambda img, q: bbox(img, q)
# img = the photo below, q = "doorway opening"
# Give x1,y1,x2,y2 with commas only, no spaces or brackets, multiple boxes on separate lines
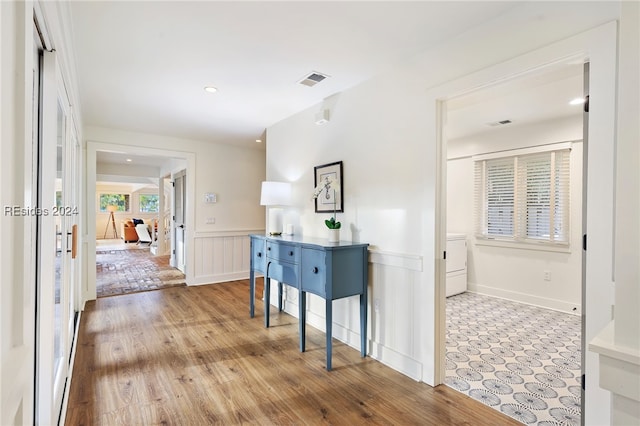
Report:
440,63,585,424
93,150,187,298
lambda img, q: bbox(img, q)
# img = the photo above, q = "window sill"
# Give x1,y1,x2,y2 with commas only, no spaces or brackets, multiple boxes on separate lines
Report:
475,237,571,253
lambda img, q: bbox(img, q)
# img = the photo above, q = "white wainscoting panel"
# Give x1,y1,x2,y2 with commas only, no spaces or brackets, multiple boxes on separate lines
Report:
278,249,424,380
368,249,423,380
192,229,263,286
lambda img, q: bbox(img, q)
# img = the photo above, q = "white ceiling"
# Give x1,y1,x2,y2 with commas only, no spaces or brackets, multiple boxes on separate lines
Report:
69,1,519,148
96,151,170,168
447,63,584,140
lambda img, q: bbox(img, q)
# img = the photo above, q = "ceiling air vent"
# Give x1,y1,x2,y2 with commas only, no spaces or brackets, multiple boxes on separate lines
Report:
486,119,512,127
298,72,329,87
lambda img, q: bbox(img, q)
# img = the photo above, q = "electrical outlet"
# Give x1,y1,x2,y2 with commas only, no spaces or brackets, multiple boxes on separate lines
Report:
543,270,551,281
374,298,380,312
206,217,215,224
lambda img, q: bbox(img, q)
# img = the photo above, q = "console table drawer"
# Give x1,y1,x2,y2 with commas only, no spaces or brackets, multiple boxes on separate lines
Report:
301,248,326,297
266,241,300,263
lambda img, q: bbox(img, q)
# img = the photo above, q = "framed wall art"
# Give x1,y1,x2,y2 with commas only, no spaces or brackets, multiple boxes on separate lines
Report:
313,161,343,213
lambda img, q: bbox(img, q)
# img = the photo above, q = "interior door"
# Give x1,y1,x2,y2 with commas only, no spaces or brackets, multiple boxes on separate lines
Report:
36,49,76,426
3,23,44,426
173,170,186,273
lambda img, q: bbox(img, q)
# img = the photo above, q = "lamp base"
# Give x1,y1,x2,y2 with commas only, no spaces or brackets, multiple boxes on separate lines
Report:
267,207,284,237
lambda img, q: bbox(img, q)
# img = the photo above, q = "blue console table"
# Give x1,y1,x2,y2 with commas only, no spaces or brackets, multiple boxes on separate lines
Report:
249,234,369,370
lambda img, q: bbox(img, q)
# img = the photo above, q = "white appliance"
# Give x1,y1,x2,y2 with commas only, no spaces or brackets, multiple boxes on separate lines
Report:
446,233,467,297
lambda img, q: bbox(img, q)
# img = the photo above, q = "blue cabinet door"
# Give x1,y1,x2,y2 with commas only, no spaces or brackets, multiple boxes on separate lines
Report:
301,248,326,297
251,238,266,272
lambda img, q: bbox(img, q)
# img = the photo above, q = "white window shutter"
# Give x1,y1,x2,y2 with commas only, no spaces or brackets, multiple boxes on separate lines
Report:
474,160,485,236
553,150,571,243
476,157,515,237
475,148,570,245
518,152,552,241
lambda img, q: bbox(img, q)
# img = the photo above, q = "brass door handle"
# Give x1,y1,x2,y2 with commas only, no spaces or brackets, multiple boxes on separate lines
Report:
71,224,77,259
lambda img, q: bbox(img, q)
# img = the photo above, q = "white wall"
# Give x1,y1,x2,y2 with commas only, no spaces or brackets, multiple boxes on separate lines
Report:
612,0,640,351
83,127,266,294
86,127,265,232
591,3,640,424
447,115,583,313
265,3,622,425
97,162,159,179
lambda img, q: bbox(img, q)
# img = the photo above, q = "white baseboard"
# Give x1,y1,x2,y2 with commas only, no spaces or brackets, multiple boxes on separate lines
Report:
369,342,423,381
279,298,422,381
305,309,365,353
189,271,248,286
468,283,581,315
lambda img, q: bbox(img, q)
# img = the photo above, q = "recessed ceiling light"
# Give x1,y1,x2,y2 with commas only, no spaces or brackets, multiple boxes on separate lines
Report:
204,86,218,93
126,158,132,162
569,97,585,105
255,139,262,143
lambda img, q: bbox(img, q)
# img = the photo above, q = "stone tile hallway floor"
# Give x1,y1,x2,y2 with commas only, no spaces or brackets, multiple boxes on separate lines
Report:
96,241,186,298
444,292,582,425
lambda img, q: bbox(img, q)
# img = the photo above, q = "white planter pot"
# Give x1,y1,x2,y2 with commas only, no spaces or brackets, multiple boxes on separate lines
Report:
328,228,340,243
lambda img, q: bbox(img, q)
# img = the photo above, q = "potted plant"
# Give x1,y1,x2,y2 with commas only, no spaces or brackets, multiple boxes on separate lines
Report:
325,216,341,243
313,175,341,242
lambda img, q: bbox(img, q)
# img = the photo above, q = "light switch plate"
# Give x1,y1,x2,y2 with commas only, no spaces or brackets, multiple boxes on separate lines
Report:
204,193,217,203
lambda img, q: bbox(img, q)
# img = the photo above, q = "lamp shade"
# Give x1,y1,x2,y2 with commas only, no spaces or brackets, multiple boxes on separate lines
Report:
107,205,118,212
260,181,291,206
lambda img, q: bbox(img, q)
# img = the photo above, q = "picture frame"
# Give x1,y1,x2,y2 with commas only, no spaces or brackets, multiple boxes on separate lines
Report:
314,161,343,213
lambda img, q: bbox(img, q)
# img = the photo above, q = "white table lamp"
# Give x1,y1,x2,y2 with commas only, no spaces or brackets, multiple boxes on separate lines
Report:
260,181,291,235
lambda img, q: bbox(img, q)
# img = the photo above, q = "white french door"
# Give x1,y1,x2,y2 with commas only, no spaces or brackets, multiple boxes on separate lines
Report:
36,49,78,426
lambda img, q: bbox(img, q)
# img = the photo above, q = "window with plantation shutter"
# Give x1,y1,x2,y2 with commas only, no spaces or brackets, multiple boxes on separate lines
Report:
474,147,571,245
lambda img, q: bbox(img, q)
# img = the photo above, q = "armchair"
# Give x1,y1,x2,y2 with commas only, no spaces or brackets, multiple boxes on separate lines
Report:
135,224,153,245
120,220,138,243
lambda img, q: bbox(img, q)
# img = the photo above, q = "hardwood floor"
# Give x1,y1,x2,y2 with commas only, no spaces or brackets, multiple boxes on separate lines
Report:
65,280,520,425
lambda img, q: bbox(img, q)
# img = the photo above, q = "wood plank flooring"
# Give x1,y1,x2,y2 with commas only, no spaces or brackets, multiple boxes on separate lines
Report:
65,280,521,425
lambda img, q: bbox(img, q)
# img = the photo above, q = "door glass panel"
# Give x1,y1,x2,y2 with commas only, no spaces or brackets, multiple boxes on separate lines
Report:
53,100,64,377
68,132,78,333
174,173,186,272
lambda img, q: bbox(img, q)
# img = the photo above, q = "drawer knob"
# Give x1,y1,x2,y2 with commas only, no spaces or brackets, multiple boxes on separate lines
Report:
289,251,294,256
257,252,262,257
312,267,319,274
267,247,271,251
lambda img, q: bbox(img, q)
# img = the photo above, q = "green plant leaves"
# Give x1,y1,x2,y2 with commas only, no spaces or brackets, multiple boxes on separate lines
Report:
325,217,341,229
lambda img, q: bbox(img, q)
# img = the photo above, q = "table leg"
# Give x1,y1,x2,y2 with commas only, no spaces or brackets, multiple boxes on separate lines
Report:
326,299,332,371
278,282,283,312
299,290,306,352
249,269,255,318
360,292,367,357
264,277,271,328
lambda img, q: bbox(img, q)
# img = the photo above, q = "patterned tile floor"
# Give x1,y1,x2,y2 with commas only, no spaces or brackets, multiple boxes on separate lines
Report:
445,292,582,425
